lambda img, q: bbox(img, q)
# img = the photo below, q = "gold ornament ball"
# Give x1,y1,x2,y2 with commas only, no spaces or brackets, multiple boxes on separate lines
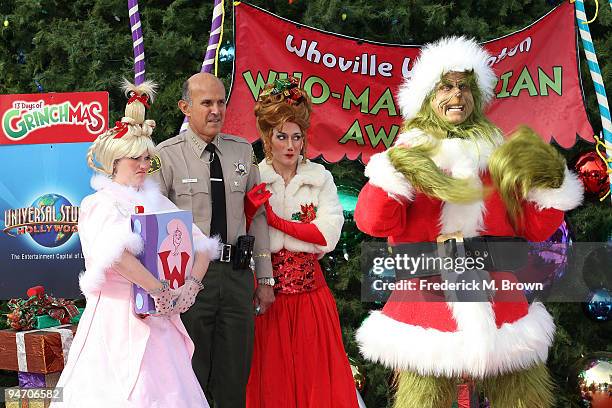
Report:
3,19,8,28
341,13,347,21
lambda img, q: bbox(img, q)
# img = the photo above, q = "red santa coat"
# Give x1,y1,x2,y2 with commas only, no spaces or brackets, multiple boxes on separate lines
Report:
355,130,583,378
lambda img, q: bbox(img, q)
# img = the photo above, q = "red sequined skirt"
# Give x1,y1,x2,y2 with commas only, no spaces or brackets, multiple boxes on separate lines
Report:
247,254,358,408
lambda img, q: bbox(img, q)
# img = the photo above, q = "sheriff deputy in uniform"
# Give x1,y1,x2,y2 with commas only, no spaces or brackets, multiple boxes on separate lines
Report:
150,73,275,408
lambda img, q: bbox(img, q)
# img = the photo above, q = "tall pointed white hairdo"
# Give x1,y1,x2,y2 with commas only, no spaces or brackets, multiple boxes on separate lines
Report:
397,36,497,121
86,79,158,176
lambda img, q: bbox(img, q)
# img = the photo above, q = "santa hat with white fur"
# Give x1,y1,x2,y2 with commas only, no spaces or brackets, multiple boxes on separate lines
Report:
397,36,497,121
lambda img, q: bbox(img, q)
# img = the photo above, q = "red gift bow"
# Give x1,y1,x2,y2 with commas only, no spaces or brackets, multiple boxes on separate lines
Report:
127,92,150,108
26,286,45,298
6,287,80,330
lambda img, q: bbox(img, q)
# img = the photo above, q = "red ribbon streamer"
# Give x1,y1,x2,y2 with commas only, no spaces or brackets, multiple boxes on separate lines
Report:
113,121,129,139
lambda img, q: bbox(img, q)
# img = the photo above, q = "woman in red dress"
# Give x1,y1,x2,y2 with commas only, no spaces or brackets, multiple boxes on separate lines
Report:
246,78,358,408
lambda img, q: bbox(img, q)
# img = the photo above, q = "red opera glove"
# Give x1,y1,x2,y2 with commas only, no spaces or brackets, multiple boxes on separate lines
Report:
264,202,327,246
245,183,272,230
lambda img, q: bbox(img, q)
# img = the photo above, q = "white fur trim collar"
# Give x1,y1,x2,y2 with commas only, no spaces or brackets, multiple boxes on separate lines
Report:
394,129,501,175
365,129,500,225
390,130,502,237
91,174,162,206
258,158,326,188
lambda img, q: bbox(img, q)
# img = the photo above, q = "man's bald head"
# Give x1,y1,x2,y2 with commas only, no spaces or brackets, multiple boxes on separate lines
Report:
181,73,225,105
178,73,227,142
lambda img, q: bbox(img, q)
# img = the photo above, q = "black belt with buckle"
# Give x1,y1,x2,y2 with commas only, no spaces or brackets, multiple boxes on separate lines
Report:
390,234,529,302
460,235,528,271
218,243,235,263
443,236,528,272
215,235,255,270
391,235,529,279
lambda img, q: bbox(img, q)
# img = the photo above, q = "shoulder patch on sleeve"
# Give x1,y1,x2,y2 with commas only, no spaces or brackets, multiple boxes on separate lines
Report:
148,155,162,174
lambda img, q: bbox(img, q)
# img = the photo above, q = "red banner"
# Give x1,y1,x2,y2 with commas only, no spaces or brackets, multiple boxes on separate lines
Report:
224,2,593,163
0,92,109,145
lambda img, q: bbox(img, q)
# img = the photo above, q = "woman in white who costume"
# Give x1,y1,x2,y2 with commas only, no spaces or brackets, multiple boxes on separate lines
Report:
51,81,219,408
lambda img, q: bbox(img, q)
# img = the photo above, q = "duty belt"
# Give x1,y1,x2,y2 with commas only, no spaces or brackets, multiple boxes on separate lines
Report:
214,235,255,270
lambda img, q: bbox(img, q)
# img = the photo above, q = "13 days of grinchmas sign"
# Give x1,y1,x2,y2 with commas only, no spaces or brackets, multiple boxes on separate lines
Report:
223,2,593,163
1,92,108,145
0,91,108,298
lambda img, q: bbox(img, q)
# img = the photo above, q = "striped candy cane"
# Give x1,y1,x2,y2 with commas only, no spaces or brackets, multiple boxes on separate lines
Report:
202,0,225,75
128,0,146,85
180,0,225,133
575,0,612,202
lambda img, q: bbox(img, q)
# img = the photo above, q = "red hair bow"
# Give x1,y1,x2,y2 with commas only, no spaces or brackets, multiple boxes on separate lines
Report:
113,121,130,139
127,92,150,108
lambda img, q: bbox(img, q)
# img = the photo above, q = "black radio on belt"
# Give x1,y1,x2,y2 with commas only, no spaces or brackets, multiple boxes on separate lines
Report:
233,235,255,270
218,235,255,269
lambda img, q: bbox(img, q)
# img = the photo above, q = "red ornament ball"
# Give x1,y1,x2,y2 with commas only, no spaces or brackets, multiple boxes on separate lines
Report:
574,152,609,197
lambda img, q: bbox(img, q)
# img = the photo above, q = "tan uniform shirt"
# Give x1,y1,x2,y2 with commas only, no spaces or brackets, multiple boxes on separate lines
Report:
151,126,273,278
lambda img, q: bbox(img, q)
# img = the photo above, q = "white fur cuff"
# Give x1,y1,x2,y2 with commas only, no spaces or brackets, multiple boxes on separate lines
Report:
79,230,144,296
194,234,222,260
122,231,146,256
527,168,584,211
365,152,414,200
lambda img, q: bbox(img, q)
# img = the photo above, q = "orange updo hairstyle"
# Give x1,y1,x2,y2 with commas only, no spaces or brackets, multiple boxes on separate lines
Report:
254,81,312,163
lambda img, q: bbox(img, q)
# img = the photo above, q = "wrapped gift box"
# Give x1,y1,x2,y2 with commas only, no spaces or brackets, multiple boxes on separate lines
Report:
131,209,194,314
18,371,61,388
5,389,49,408
34,308,83,330
0,325,76,373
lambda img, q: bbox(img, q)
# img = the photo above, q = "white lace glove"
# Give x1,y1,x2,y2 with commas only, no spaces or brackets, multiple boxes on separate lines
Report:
148,280,178,316
173,276,204,314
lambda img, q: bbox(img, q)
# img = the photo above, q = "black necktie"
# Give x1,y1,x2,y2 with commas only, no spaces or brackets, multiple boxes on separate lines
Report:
205,143,227,243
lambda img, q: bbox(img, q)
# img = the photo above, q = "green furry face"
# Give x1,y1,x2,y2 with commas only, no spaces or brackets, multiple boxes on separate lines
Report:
404,70,499,145
430,72,475,125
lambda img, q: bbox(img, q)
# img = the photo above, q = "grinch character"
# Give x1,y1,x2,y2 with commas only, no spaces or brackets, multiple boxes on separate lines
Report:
354,37,584,407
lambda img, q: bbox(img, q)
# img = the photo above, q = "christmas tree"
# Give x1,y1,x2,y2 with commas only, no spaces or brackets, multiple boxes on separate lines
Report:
1,0,610,405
